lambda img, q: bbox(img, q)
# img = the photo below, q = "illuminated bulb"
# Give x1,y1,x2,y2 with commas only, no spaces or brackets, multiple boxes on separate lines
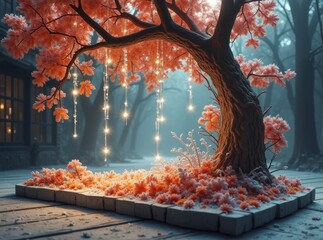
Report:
0,104,4,110
122,111,129,119
159,116,165,123
156,71,160,75
103,105,110,111
188,77,192,82
103,147,110,155
155,135,160,142
104,128,110,134
73,22,77,26
73,134,78,138
122,68,126,72
124,101,128,106
72,73,77,77
188,104,195,112
104,85,109,90
160,98,165,103
155,60,160,64
107,59,112,64
72,89,78,96
155,154,161,161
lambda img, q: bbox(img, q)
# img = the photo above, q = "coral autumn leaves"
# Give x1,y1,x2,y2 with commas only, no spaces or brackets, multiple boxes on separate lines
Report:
1,0,281,122
199,105,290,153
25,159,307,212
32,60,96,121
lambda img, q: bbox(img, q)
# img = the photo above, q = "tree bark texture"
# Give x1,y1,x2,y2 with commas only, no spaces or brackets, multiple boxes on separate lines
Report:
187,41,268,175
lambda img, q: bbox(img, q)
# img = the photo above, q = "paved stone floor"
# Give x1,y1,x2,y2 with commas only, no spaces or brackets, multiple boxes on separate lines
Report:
1,159,323,239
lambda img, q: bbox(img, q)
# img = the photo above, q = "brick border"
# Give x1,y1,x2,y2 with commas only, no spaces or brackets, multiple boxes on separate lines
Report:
15,184,315,236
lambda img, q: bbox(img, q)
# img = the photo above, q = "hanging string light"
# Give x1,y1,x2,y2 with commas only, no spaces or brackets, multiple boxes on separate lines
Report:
122,20,129,124
187,55,195,112
102,49,111,162
155,40,165,161
72,64,78,138
71,19,79,138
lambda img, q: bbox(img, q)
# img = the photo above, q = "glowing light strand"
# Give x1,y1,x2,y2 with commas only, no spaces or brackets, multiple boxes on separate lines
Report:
122,21,129,124
72,64,78,138
155,40,165,161
103,49,111,162
187,55,194,112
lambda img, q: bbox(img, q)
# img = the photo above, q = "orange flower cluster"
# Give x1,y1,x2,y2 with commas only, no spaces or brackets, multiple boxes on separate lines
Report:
24,159,308,214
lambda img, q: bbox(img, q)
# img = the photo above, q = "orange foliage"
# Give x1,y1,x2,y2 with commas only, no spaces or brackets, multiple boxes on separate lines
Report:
23,160,309,213
79,80,96,97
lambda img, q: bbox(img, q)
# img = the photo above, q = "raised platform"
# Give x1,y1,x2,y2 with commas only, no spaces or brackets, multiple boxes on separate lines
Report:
15,184,315,236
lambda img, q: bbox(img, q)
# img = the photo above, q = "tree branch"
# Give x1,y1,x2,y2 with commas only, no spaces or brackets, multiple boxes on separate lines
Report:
212,0,243,46
166,1,206,37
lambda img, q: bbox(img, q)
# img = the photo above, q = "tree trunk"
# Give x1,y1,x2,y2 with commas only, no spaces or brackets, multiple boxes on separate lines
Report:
78,80,104,164
288,3,320,166
190,42,268,176
212,50,267,175
117,78,145,150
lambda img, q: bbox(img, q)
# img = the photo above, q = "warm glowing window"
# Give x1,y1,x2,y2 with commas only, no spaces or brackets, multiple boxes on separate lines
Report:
31,87,55,144
0,73,25,143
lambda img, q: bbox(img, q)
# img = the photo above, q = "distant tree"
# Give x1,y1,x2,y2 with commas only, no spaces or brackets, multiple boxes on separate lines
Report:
2,0,295,180
276,0,322,167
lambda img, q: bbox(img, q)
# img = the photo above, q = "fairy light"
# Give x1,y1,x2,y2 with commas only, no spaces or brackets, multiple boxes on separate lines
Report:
72,65,78,138
122,20,129,125
187,55,195,112
103,48,111,162
155,40,165,161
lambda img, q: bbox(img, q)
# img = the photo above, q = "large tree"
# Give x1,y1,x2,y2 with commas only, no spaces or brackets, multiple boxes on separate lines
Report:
2,0,293,178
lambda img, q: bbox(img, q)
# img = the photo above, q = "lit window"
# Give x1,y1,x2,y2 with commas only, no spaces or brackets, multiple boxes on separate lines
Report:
0,73,25,143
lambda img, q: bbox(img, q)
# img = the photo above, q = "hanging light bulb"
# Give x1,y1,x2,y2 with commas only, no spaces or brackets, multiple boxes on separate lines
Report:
122,20,129,125
187,55,195,112
103,147,110,155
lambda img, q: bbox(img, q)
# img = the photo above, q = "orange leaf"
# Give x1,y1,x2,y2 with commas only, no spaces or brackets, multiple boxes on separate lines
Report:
53,107,69,122
79,80,96,97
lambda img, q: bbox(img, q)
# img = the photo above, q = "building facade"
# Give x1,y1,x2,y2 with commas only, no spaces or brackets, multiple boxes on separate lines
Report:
0,0,60,169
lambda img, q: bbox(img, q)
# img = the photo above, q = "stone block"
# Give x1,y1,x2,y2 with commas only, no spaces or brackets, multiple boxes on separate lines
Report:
219,211,253,236
25,186,38,199
237,203,277,228
272,197,298,218
310,188,316,202
75,192,87,208
104,196,118,211
116,198,135,216
75,191,104,209
56,189,83,205
134,200,153,219
296,189,314,208
87,194,104,210
152,203,172,222
166,206,221,231
15,184,25,197
37,187,55,201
